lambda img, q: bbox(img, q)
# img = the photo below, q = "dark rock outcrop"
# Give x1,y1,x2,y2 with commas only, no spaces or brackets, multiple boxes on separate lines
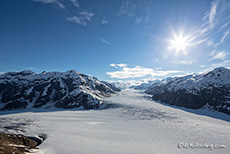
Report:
0,132,42,154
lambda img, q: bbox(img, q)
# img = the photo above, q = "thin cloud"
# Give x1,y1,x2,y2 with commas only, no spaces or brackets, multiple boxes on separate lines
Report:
211,60,230,68
119,0,134,17
219,31,229,43
212,52,226,60
207,40,214,46
171,60,194,65
33,0,65,9
101,19,109,24
67,16,87,26
154,67,162,70
110,64,117,68
176,0,230,52
99,38,110,45
107,65,182,79
110,63,127,68
26,67,42,72
153,58,159,63
27,67,37,70
134,17,143,25
200,65,206,68
199,60,230,74
118,0,153,26
67,11,94,26
209,50,226,61
220,22,229,31
79,11,94,21
70,0,80,8
214,31,229,47
209,1,218,29
33,0,97,26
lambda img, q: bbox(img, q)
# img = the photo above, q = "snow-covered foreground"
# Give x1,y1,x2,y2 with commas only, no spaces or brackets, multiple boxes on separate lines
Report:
0,89,230,154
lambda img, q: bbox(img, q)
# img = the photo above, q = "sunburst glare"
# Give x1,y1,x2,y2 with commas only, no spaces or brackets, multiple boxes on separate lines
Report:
168,32,191,55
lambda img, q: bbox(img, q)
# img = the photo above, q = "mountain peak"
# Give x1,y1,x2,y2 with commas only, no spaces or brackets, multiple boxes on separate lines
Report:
0,70,120,111
65,70,79,74
145,67,230,114
212,67,229,73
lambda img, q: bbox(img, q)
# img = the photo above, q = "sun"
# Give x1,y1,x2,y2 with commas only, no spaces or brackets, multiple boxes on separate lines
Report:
168,32,190,54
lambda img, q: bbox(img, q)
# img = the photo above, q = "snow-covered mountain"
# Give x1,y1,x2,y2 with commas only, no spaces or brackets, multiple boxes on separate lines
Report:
0,70,120,111
145,67,230,114
111,79,162,89
111,81,139,89
130,80,160,90
131,77,174,90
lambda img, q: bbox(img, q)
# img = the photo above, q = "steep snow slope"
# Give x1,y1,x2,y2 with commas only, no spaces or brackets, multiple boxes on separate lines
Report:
146,67,230,114
0,89,229,154
0,70,120,110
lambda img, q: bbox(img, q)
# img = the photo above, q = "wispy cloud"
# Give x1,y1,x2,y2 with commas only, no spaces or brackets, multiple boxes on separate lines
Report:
33,0,100,26
167,0,230,56
119,0,134,17
107,64,182,79
200,60,230,73
214,31,229,46
110,63,127,68
27,67,37,70
26,67,41,72
134,16,143,25
209,1,218,29
171,60,194,65
200,65,207,69
67,11,94,26
211,60,230,68
70,0,80,8
174,0,226,50
79,11,94,21
33,0,65,9
220,22,229,31
101,18,109,24
207,40,214,46
67,16,86,25
220,31,229,43
153,58,159,63
99,38,110,45
209,50,226,61
118,0,152,26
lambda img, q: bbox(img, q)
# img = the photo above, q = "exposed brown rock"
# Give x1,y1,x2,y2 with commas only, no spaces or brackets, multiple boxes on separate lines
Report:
0,132,40,154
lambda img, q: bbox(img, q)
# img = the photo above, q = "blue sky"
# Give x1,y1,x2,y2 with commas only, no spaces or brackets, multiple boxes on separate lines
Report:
0,0,230,83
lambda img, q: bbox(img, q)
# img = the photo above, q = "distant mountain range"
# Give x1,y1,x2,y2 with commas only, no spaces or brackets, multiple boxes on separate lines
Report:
131,77,174,90
111,81,139,89
0,70,120,111
145,67,230,114
1,67,230,114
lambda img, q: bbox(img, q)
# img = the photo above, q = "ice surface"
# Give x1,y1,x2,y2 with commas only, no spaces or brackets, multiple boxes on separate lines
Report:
0,89,229,154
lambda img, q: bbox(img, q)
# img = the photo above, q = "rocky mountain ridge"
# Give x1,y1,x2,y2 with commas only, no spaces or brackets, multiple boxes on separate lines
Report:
0,70,120,110
145,67,230,114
